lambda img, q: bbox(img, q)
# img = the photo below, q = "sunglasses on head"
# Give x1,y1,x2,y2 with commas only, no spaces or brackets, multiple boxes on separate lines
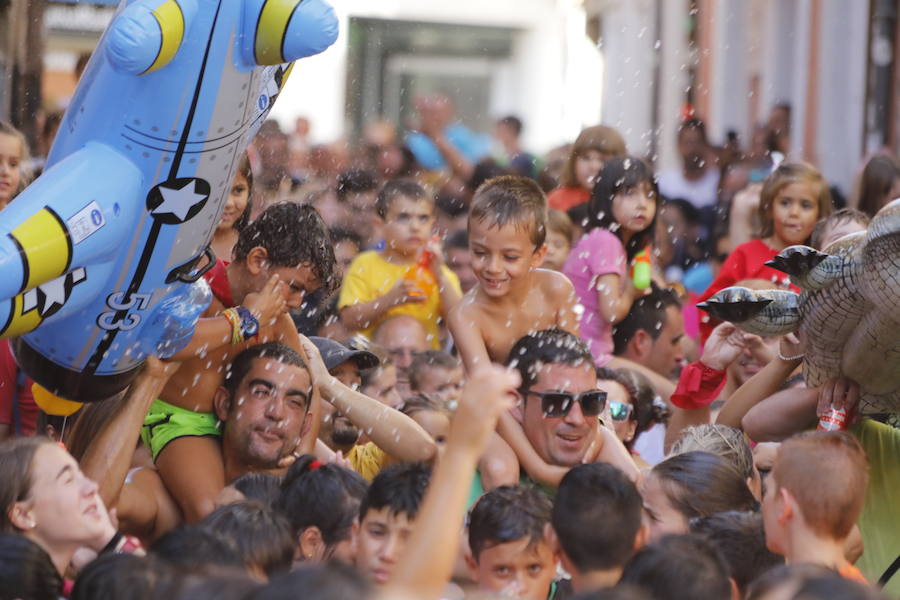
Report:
522,389,607,418
608,400,634,421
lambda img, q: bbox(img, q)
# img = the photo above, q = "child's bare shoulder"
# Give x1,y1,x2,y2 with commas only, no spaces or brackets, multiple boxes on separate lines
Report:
536,268,576,298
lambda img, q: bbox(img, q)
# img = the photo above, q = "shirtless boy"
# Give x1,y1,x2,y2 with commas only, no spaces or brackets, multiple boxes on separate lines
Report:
144,202,336,522
449,176,596,488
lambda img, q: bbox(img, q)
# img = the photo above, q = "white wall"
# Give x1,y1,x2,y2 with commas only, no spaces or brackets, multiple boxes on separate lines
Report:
271,0,602,154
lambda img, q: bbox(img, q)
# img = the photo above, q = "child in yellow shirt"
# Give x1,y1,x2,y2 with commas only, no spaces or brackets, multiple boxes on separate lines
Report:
339,179,461,348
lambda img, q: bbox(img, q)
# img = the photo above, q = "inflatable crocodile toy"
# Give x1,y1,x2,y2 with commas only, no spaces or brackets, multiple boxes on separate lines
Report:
699,198,900,415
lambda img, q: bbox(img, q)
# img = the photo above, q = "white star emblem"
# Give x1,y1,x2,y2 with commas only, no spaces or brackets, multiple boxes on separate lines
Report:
152,180,207,221
23,268,87,316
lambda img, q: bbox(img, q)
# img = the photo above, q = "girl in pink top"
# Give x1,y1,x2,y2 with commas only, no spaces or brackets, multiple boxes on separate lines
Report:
563,157,658,365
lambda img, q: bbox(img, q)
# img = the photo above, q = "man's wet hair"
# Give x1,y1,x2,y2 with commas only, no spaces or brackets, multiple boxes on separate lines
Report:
223,342,309,401
470,175,548,248
375,178,431,219
234,202,337,294
553,464,642,572
468,485,552,561
359,462,431,521
506,328,593,393
612,285,682,355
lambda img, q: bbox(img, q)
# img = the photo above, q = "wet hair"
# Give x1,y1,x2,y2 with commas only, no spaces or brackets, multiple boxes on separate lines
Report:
70,553,169,600
232,153,254,233
200,501,294,576
595,367,667,449
0,534,63,600
560,125,627,188
810,207,870,250
229,472,282,508
335,169,378,202
150,525,244,574
375,178,431,219
497,115,523,137
166,572,261,600
650,451,758,521
619,534,732,600
223,342,309,402
249,562,373,600
670,424,755,481
757,162,833,239
587,156,659,260
468,485,552,561
470,175,548,248
547,209,575,245
0,120,31,198
856,154,899,218
233,202,337,294
408,350,460,391
467,159,514,193
553,464,642,572
276,454,368,554
611,286,682,355
505,328,594,393
359,462,431,521
771,431,868,540
689,511,783,594
0,436,55,534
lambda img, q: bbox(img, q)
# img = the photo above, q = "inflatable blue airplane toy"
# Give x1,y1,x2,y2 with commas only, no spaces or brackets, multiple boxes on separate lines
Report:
0,0,338,401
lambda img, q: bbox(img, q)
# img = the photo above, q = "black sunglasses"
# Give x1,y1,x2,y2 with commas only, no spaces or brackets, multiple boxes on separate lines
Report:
522,389,607,418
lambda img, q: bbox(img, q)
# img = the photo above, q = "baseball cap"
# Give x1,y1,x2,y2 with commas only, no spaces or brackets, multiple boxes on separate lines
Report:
309,336,379,372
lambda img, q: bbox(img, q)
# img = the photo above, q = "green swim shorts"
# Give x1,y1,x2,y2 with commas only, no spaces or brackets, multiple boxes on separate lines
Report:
140,398,222,461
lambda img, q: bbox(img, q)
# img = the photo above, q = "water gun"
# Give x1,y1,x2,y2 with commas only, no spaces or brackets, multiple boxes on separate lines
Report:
631,247,652,291
404,249,438,298
0,0,338,402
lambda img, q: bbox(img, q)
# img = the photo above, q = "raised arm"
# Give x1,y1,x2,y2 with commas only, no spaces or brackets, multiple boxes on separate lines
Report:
300,336,436,463
717,334,804,431
79,358,178,527
384,365,519,600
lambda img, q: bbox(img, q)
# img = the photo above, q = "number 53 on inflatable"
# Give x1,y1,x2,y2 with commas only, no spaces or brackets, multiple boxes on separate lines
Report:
0,0,338,402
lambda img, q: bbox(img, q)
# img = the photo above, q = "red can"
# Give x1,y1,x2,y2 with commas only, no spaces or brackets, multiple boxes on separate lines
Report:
817,407,848,431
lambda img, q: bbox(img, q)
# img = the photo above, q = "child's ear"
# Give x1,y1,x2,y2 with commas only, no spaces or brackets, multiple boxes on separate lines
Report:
298,526,325,561
464,552,480,581
531,243,549,268
213,386,232,422
777,488,794,526
511,390,525,423
633,521,649,552
245,246,269,275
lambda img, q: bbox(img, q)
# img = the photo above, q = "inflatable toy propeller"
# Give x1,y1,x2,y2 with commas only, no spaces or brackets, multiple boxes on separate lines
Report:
0,0,338,401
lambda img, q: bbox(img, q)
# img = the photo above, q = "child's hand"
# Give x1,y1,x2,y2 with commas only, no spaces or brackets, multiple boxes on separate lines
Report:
424,237,445,270
700,322,746,370
142,356,181,381
387,278,428,307
732,182,763,215
450,365,519,453
243,274,288,327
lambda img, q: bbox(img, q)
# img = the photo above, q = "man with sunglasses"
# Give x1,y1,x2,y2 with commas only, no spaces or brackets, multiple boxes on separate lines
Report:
507,329,639,482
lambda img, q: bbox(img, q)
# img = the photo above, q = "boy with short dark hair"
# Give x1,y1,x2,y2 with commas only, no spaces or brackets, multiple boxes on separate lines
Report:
761,431,870,583
466,485,562,600
408,349,463,407
552,464,645,593
355,462,432,585
339,178,461,349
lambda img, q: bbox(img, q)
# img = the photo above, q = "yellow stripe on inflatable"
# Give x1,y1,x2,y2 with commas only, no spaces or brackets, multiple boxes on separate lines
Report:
255,0,297,65
2,295,44,338
10,209,70,292
147,0,185,73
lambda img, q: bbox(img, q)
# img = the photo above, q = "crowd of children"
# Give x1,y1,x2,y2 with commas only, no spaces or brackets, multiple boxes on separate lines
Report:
0,100,899,600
